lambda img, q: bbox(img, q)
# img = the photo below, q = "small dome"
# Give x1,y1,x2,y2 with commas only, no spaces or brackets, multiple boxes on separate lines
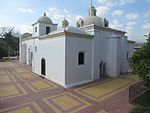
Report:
23,33,32,38
82,16,104,26
62,18,69,28
37,13,53,25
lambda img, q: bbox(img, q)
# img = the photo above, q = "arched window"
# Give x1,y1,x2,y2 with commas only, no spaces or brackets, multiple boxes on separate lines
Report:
41,58,46,76
78,52,85,65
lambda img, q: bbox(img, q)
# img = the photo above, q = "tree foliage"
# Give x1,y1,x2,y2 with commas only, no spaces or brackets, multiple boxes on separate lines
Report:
0,27,20,59
0,38,8,58
129,33,150,83
130,106,150,113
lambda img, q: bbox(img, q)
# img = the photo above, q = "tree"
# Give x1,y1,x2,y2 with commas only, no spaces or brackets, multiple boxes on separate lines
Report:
0,27,20,59
129,33,150,86
0,38,8,59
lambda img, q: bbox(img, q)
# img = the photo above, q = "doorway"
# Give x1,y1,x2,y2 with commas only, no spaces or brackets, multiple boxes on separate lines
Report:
99,61,106,78
41,58,46,76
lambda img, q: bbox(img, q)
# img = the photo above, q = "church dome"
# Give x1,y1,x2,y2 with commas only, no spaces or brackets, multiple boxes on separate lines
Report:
82,16,104,26
76,4,106,27
37,12,53,24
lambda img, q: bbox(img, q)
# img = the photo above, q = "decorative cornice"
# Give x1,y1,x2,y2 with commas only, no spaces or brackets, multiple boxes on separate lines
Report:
39,32,65,40
65,31,93,39
80,24,126,35
94,25,126,35
39,31,93,40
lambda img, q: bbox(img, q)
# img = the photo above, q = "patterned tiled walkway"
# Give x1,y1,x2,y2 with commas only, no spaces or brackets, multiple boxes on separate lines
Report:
0,60,138,113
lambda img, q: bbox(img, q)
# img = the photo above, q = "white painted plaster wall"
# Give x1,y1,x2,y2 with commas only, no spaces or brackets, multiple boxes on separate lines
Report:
106,37,121,77
120,36,129,73
20,43,27,64
21,39,33,65
91,30,122,79
65,36,93,87
34,36,66,86
32,23,39,37
32,23,57,37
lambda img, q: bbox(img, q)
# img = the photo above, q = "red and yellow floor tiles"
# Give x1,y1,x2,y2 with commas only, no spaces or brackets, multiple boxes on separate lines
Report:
0,61,138,113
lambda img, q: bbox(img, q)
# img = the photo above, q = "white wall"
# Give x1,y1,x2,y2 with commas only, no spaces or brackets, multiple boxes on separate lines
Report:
92,31,110,80
92,31,121,79
20,43,27,64
39,23,57,36
34,36,66,86
32,23,57,37
32,38,39,72
21,39,34,65
120,36,129,73
106,37,121,77
32,23,39,37
65,36,93,87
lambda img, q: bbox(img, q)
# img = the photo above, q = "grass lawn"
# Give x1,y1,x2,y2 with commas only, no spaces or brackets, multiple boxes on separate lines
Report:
133,89,150,106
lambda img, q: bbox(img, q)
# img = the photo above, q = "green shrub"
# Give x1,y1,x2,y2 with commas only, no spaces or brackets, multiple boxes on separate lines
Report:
130,107,150,113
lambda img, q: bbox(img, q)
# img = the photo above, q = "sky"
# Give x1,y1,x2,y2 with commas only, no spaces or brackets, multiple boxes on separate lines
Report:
0,0,150,42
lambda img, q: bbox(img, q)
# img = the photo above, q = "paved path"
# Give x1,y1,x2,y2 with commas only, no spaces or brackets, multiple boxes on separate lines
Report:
0,60,138,113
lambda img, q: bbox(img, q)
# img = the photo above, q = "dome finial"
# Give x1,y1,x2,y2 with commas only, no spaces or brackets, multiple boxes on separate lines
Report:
43,12,46,16
62,18,69,28
91,0,93,7
88,1,97,16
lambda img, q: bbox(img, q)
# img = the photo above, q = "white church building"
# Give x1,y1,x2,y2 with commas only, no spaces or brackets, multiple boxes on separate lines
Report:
19,5,134,88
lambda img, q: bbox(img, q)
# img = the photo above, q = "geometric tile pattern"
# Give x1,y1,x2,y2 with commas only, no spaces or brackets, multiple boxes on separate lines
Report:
75,78,134,102
14,68,29,73
0,70,6,75
17,73,39,81
97,110,108,113
0,75,16,84
0,102,44,113
43,92,91,113
25,80,58,92
6,62,17,68
0,84,27,100
0,61,139,113
7,106,33,113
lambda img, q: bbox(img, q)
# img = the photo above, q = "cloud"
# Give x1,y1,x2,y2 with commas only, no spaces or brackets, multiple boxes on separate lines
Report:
110,19,123,29
97,0,135,6
117,0,135,6
146,0,150,2
17,8,34,13
97,0,111,4
144,19,150,23
97,0,117,6
144,10,150,18
126,13,138,21
112,10,123,16
0,24,32,34
46,7,83,26
96,6,111,17
142,23,150,29
126,21,136,26
126,21,136,32
127,31,146,43
125,21,147,42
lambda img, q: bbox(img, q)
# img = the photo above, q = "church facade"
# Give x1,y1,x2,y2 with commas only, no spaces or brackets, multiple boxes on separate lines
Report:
19,5,134,88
